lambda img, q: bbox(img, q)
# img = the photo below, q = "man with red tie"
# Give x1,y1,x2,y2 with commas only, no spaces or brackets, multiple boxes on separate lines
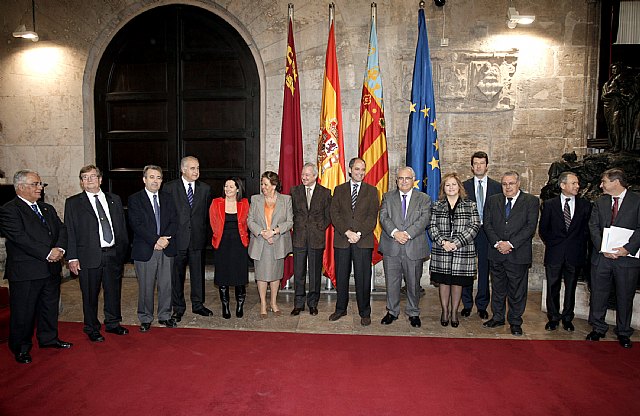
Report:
587,168,640,348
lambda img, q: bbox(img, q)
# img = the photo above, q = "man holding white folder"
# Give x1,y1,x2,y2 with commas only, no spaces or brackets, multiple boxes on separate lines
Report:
587,168,640,348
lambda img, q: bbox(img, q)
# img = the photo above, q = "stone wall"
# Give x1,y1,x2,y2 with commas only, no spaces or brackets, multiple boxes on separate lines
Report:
0,0,601,287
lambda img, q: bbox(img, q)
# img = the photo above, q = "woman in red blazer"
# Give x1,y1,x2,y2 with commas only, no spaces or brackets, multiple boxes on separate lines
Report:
209,177,250,318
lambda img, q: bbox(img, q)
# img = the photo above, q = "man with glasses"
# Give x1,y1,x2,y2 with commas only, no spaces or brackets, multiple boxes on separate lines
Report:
0,170,71,364
64,165,129,342
379,166,431,328
461,151,502,320
482,171,539,336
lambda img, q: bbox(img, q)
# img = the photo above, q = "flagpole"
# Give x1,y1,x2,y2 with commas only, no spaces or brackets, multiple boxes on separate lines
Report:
288,3,293,21
325,1,336,292
370,1,377,294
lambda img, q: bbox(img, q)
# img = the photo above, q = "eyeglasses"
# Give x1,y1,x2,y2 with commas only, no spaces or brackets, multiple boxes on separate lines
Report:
502,182,518,187
397,177,414,182
81,174,99,181
25,182,46,188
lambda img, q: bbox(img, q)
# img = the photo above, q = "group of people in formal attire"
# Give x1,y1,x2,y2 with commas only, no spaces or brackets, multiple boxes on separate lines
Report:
1,151,639,364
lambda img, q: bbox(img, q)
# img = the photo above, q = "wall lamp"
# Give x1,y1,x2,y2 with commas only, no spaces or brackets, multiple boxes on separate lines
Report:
506,7,535,29
12,0,39,42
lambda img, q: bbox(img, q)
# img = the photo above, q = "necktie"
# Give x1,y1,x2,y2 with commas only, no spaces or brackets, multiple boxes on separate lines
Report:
351,183,359,211
402,194,407,219
477,180,484,219
187,183,194,208
611,196,619,225
94,195,114,243
563,197,571,231
31,204,46,224
306,187,312,209
153,194,161,235
505,198,513,219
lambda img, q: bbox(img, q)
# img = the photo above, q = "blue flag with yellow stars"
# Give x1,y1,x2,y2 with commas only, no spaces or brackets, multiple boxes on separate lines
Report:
406,7,440,202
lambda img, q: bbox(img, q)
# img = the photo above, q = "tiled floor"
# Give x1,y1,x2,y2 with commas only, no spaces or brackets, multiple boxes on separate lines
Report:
53,269,617,342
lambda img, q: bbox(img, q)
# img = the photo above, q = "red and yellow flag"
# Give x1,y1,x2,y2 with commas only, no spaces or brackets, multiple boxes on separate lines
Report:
317,20,345,285
358,15,388,265
278,16,303,286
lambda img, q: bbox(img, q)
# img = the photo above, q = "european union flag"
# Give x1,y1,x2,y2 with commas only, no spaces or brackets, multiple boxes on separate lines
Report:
406,8,440,203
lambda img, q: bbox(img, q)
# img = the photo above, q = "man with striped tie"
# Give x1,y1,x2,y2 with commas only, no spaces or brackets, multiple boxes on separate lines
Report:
539,171,590,333
0,170,70,363
164,156,213,321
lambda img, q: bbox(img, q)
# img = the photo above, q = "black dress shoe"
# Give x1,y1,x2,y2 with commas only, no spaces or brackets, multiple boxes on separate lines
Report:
545,320,559,331
483,319,505,328
290,307,303,316
618,335,632,349
15,352,32,364
361,317,371,326
309,307,319,316
510,325,523,336
193,307,214,317
562,321,575,332
460,308,471,317
40,340,73,349
159,318,178,328
380,312,398,325
87,332,105,342
478,309,489,320
171,313,183,322
409,316,421,328
329,311,347,321
140,323,151,332
586,330,605,341
106,326,129,335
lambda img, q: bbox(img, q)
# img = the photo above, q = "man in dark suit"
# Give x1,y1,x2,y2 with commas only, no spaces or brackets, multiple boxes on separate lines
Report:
539,171,590,332
329,157,380,326
164,156,213,321
587,168,640,348
0,170,71,364
64,165,129,342
482,171,539,336
128,165,178,332
290,162,332,316
461,151,501,320
379,166,431,328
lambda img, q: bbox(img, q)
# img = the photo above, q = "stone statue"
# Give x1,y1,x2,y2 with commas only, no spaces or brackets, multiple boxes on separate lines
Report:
601,64,640,153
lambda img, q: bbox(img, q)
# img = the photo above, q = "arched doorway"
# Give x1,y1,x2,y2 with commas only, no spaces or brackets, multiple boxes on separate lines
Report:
94,4,260,199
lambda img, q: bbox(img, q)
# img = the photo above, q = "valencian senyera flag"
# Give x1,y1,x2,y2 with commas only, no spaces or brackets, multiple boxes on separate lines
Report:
406,7,440,204
317,19,346,286
278,14,303,287
358,14,388,266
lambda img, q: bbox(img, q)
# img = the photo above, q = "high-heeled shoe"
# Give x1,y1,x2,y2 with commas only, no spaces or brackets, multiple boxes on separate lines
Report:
451,310,459,328
260,303,268,319
440,310,449,327
270,306,282,316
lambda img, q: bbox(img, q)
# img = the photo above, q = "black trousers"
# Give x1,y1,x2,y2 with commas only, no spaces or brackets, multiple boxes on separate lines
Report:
293,246,324,309
9,275,61,354
172,248,205,315
545,262,578,323
78,248,124,334
589,257,639,337
462,228,491,311
334,246,372,318
489,260,529,326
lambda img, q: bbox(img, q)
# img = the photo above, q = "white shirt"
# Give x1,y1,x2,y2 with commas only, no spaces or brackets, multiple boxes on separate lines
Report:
505,190,521,207
145,189,160,213
182,177,195,195
474,176,488,202
18,196,65,258
85,190,115,248
350,180,361,197
391,189,414,239
305,183,316,199
611,188,627,207
560,194,575,220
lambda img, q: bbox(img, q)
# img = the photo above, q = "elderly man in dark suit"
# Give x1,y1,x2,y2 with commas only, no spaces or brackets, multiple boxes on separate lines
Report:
587,168,640,348
539,171,590,333
290,162,332,316
379,166,431,328
164,156,213,321
128,165,178,332
482,171,539,336
329,157,380,326
461,151,502,320
0,170,71,364
64,165,129,343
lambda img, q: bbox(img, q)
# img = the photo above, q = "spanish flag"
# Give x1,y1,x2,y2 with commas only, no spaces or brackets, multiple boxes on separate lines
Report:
358,13,388,265
317,19,345,285
278,14,303,287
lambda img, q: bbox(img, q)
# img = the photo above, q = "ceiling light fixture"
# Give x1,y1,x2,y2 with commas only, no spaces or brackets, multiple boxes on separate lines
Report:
12,0,39,42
